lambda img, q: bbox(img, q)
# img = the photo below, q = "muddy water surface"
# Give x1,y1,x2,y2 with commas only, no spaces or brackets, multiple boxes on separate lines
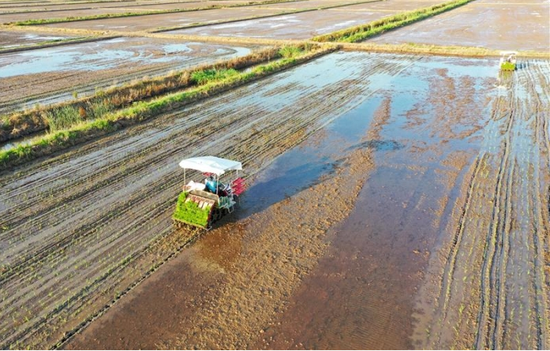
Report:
60,54,538,350
370,0,550,51
251,57,500,349
168,9,398,39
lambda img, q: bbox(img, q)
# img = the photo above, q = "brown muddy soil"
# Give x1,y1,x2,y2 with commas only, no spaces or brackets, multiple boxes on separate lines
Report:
0,7,155,23
0,29,75,47
0,0,269,22
169,8,398,39
414,61,550,349
0,37,256,114
0,51,413,349
40,7,282,31
370,0,550,51
65,114,381,350
249,0,381,9
61,56,549,350
0,0,261,12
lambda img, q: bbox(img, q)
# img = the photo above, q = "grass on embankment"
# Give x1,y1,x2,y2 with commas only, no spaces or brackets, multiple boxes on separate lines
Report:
0,47,282,142
0,44,335,170
312,0,474,43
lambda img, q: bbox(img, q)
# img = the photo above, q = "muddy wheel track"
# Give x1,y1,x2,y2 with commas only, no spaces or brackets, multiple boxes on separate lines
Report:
420,60,550,349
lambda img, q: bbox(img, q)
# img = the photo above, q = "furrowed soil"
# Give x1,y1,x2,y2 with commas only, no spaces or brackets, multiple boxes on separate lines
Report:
54,54,549,350
0,30,76,48
415,60,550,349
0,37,257,114
0,51,418,349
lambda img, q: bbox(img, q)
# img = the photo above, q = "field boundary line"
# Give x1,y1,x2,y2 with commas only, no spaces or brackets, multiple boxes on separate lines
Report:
4,0,314,26
0,47,337,171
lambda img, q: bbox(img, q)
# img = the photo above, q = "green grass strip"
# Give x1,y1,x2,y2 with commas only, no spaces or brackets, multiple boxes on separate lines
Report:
0,46,334,170
0,47,282,142
8,0,307,26
312,0,474,43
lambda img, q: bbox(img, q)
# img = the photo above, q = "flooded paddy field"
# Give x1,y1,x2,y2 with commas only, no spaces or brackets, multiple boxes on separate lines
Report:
0,0,266,22
370,0,550,51
1,0,549,348
0,51,421,349
0,0,250,12
0,7,161,23
0,30,76,48
39,7,283,31
0,36,257,114
168,8,398,39
331,0,447,11
0,50,545,350
248,0,383,9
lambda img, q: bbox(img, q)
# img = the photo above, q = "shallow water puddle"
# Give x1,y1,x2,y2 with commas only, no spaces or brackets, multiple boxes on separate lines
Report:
0,38,252,78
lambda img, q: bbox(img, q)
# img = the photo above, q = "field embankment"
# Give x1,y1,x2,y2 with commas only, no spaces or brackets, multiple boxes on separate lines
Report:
340,42,550,59
0,44,334,170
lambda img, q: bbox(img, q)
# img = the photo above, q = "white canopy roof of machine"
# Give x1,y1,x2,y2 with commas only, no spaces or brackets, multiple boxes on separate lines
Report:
179,156,242,176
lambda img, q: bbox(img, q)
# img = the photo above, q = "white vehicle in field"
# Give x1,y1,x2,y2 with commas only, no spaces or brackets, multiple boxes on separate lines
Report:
173,156,245,229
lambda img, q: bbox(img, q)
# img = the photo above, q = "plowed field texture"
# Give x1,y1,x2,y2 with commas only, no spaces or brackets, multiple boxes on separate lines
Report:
0,0,549,349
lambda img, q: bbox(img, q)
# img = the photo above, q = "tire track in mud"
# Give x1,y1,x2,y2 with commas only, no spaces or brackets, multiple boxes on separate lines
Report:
417,60,550,349
0,52,419,349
